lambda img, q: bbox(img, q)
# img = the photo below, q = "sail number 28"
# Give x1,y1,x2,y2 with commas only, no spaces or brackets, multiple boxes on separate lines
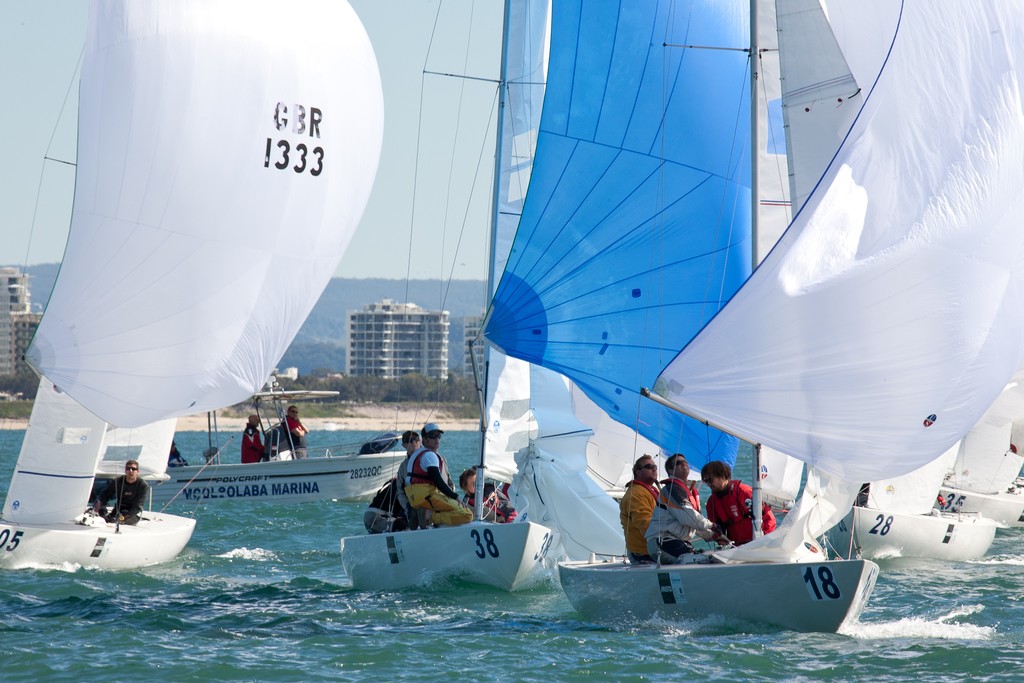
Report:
803,565,842,600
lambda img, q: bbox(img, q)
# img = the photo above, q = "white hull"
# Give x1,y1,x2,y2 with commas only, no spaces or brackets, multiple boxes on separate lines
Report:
151,453,400,506
830,507,997,560
558,556,879,633
0,511,195,570
937,484,1024,527
341,521,555,591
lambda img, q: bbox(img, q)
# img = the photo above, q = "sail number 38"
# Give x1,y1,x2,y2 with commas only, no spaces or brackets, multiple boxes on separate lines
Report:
803,565,842,600
470,528,500,559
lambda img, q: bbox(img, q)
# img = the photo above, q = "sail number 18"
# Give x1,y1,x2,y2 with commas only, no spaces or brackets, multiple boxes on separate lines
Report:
803,565,842,600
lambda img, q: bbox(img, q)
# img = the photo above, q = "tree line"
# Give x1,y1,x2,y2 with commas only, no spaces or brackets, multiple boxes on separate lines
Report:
0,369,479,412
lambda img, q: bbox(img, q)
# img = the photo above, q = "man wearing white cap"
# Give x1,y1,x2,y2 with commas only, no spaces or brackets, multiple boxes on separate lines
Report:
404,423,473,527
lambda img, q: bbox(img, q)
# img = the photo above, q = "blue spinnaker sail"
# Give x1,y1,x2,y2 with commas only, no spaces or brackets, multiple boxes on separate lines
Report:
484,0,751,465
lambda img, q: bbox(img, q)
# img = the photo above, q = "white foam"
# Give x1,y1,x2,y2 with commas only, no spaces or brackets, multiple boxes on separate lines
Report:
217,547,277,561
842,604,994,640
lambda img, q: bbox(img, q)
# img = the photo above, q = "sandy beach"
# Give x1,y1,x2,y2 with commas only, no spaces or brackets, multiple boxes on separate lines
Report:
0,404,479,432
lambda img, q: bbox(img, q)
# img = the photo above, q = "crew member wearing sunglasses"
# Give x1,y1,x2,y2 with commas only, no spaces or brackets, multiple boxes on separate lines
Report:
92,459,149,525
619,455,662,564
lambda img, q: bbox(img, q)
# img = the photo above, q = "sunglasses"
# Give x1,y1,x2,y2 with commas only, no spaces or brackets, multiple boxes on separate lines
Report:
125,467,139,471
640,463,658,470
426,432,442,439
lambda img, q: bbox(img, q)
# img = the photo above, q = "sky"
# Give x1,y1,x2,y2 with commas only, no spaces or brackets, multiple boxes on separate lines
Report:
0,0,503,281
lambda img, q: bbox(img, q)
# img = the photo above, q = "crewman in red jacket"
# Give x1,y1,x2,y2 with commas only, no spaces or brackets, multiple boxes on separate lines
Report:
701,460,776,545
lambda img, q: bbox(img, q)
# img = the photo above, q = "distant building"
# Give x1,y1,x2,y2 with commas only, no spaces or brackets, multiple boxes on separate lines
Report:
461,314,484,379
1,267,35,375
347,299,449,379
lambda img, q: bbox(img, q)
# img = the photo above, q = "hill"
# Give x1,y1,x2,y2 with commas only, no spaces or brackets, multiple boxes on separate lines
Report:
17,266,487,373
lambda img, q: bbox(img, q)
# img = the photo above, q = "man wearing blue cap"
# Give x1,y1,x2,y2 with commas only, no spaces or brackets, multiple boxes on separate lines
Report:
404,423,473,527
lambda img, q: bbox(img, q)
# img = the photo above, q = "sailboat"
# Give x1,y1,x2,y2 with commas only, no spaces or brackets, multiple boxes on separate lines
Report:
935,369,1024,527
829,443,998,561
0,0,383,569
484,0,1024,631
339,0,555,592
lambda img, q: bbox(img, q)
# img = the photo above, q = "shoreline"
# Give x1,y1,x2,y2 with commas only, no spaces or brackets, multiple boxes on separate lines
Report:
0,406,479,432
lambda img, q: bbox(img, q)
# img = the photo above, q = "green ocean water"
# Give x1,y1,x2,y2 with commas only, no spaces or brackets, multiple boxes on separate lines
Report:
1,428,1022,682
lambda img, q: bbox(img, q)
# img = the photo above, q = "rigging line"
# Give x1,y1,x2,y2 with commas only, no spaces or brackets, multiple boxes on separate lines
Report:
395,3,446,426
22,43,84,270
443,85,500,357
663,42,747,53
423,69,499,85
437,0,479,311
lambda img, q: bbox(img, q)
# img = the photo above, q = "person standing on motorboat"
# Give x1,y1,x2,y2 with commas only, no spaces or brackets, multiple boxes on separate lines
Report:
241,414,265,464
92,459,148,525
701,460,777,545
619,454,661,563
282,405,309,459
404,423,472,527
646,455,727,564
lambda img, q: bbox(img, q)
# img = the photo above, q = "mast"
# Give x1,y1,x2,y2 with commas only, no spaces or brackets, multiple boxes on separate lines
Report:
749,0,764,538
471,0,515,521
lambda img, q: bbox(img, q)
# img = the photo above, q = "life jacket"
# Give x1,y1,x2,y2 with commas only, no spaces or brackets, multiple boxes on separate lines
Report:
661,477,700,510
409,447,448,485
707,480,776,544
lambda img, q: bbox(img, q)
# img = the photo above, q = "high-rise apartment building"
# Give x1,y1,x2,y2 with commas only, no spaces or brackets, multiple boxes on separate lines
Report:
1,267,34,375
461,314,484,379
347,299,449,379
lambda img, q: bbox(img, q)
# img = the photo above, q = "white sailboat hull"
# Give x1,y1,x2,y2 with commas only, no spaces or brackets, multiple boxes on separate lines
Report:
151,453,400,506
558,557,879,633
341,521,554,591
829,507,998,561
937,484,1024,527
0,512,195,570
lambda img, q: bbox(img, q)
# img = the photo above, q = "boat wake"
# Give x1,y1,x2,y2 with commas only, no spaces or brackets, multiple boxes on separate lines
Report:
218,547,277,561
842,604,993,640
966,555,1024,566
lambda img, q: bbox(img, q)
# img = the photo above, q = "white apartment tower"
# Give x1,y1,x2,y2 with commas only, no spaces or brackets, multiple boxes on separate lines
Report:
461,314,484,379
347,299,449,379
1,268,34,375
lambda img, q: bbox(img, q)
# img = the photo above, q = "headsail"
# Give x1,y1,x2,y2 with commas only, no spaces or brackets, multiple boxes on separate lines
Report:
484,0,752,465
26,0,384,428
655,1,1024,482
3,379,108,525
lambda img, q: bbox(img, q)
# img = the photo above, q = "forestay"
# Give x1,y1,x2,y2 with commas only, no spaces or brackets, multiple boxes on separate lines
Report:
26,0,384,428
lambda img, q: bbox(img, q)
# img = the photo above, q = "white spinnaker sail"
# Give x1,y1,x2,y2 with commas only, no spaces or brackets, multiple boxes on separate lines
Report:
3,380,108,525
26,0,383,428
656,1,1024,482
